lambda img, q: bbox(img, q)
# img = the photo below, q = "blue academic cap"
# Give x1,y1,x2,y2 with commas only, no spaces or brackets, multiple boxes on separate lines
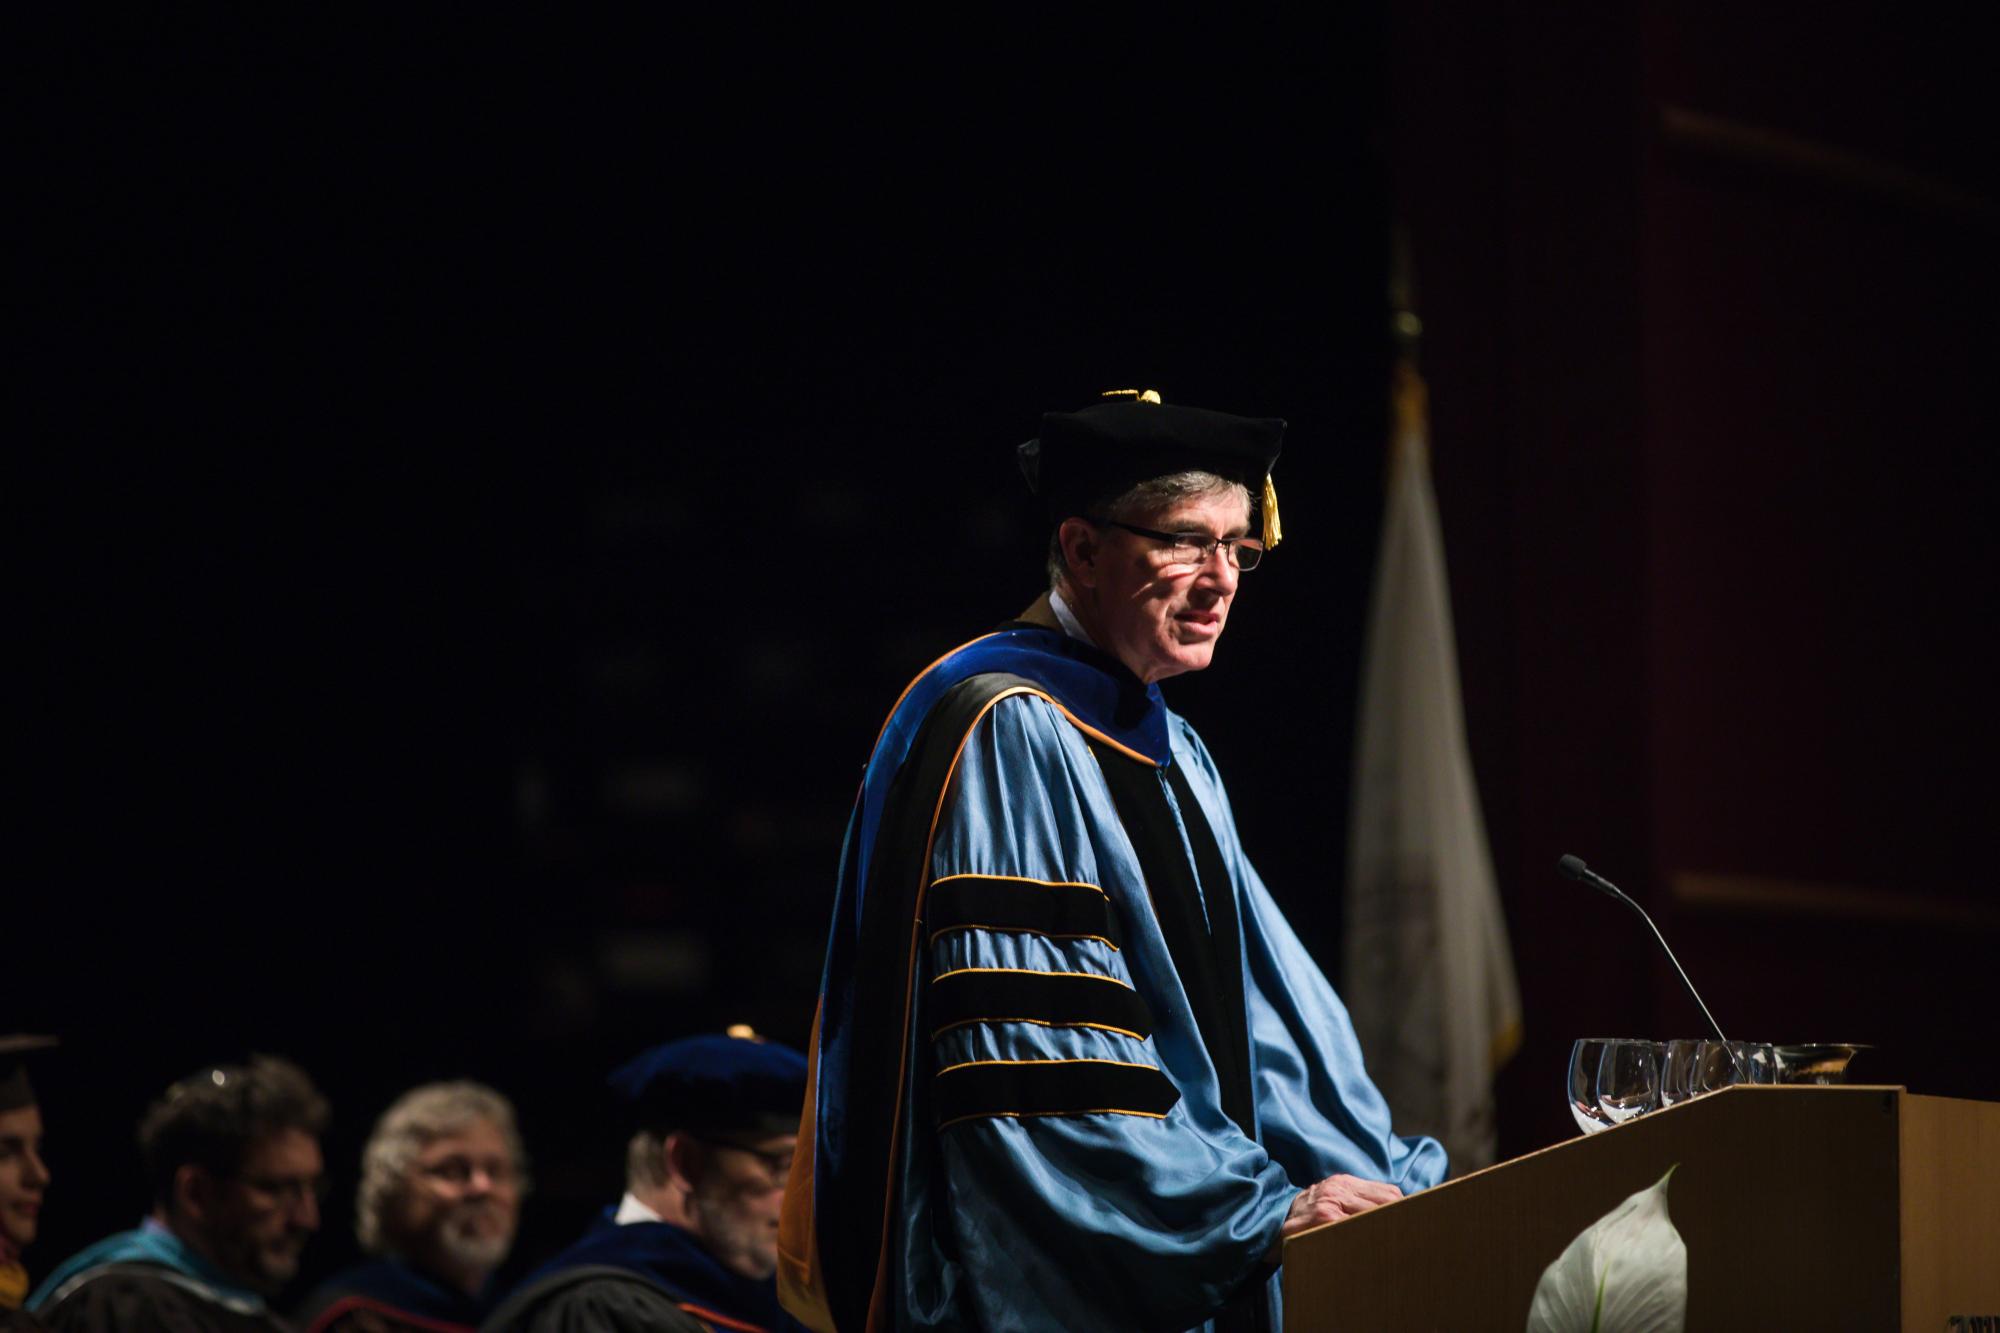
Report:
608,1029,808,1137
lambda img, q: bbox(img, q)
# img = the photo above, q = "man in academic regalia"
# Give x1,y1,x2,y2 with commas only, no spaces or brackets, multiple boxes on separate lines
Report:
297,1082,527,1333
481,1031,808,1333
1,1037,57,1332
777,392,1450,1333
30,1055,328,1333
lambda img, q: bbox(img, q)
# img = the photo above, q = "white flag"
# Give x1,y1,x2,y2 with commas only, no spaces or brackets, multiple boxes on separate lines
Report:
1344,362,1523,1173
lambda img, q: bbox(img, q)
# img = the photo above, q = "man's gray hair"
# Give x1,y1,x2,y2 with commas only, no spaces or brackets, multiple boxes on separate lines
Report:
355,1081,529,1255
1046,470,1252,589
626,1128,670,1191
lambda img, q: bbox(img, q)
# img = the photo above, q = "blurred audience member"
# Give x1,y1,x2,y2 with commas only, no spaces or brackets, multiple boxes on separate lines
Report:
30,1055,328,1332
482,1030,807,1333
297,1081,527,1332
1,1037,56,1331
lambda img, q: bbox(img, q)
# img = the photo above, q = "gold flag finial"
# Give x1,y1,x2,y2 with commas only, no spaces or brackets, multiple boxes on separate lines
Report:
1100,388,1163,404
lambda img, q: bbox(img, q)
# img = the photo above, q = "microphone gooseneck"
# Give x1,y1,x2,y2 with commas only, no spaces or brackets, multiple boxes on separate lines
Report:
1558,853,1729,1044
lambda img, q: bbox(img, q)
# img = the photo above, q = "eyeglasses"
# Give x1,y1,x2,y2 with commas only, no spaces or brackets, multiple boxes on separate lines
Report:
417,1154,517,1189
234,1172,329,1206
690,1134,794,1188
1098,519,1266,571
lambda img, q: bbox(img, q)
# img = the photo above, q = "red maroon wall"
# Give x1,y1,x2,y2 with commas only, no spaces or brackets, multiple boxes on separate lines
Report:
1392,1,1999,1157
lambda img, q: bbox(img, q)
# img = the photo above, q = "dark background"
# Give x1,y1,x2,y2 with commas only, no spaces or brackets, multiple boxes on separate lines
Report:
11,4,1997,1302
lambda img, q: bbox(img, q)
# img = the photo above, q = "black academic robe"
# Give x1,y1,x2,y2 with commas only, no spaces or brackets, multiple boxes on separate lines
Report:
478,1265,703,1333
481,1215,794,1333
35,1266,290,1333
297,1259,497,1333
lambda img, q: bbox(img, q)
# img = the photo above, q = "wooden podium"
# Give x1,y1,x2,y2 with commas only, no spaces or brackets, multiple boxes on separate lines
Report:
1281,1087,1999,1330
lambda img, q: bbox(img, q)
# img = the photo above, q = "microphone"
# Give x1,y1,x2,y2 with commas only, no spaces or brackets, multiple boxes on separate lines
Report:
1558,854,1728,1043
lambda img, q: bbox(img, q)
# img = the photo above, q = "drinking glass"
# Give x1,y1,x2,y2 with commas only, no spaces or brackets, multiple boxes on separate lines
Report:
1567,1038,1619,1134
1692,1038,1743,1093
1596,1039,1662,1124
1659,1038,1702,1107
1742,1042,1780,1085
1692,1039,1777,1093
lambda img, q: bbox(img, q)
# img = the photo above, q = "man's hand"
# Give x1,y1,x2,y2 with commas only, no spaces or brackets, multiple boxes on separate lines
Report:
1266,1175,1404,1263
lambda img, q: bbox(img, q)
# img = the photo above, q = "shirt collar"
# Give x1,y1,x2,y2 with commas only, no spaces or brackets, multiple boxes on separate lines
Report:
1048,586,1096,647
613,1191,665,1226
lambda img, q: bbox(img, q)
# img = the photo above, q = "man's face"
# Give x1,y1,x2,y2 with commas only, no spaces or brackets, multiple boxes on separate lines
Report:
203,1127,323,1295
1081,488,1253,684
686,1131,795,1282
384,1119,521,1282
0,1104,50,1250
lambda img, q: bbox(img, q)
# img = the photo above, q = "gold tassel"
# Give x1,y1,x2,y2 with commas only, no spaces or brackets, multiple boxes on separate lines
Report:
1100,388,1163,404
1261,473,1282,550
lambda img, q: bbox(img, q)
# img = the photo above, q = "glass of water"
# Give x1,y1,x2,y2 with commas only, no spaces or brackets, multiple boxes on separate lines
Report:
1659,1038,1702,1107
1567,1038,1619,1134
1596,1039,1662,1124
1692,1039,1778,1093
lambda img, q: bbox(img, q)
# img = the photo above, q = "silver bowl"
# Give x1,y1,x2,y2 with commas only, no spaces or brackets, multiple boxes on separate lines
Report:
1771,1043,1872,1085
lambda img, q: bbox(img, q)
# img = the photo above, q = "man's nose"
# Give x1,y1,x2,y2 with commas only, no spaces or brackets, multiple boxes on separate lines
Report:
1194,545,1240,591
22,1148,51,1190
291,1188,321,1232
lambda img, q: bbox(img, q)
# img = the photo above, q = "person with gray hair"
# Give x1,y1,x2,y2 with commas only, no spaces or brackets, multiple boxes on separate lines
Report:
297,1082,527,1333
782,392,1446,1333
482,1031,806,1333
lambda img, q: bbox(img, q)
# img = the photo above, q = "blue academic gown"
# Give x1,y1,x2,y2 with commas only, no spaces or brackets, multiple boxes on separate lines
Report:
779,625,1446,1333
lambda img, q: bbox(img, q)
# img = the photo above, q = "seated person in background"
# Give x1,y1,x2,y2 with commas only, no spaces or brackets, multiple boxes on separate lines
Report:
29,1055,328,1333
481,1029,807,1333
1,1037,57,1331
297,1081,528,1333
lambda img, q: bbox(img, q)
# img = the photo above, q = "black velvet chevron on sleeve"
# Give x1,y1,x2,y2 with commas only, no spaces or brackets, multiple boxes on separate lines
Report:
934,1056,1181,1130
925,873,1123,947
928,965,1156,1040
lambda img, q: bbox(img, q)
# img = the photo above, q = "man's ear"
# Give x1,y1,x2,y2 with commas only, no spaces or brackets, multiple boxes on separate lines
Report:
1057,517,1100,590
174,1163,216,1225
661,1132,703,1193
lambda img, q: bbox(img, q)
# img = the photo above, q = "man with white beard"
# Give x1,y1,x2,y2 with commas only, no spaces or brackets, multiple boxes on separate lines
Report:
298,1083,527,1333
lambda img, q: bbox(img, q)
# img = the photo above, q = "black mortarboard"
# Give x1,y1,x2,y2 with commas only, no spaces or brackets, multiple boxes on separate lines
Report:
0,1036,57,1113
607,1028,808,1139
1018,389,1287,545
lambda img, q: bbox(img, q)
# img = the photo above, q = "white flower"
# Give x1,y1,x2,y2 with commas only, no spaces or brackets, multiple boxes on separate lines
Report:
1525,1166,1686,1333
